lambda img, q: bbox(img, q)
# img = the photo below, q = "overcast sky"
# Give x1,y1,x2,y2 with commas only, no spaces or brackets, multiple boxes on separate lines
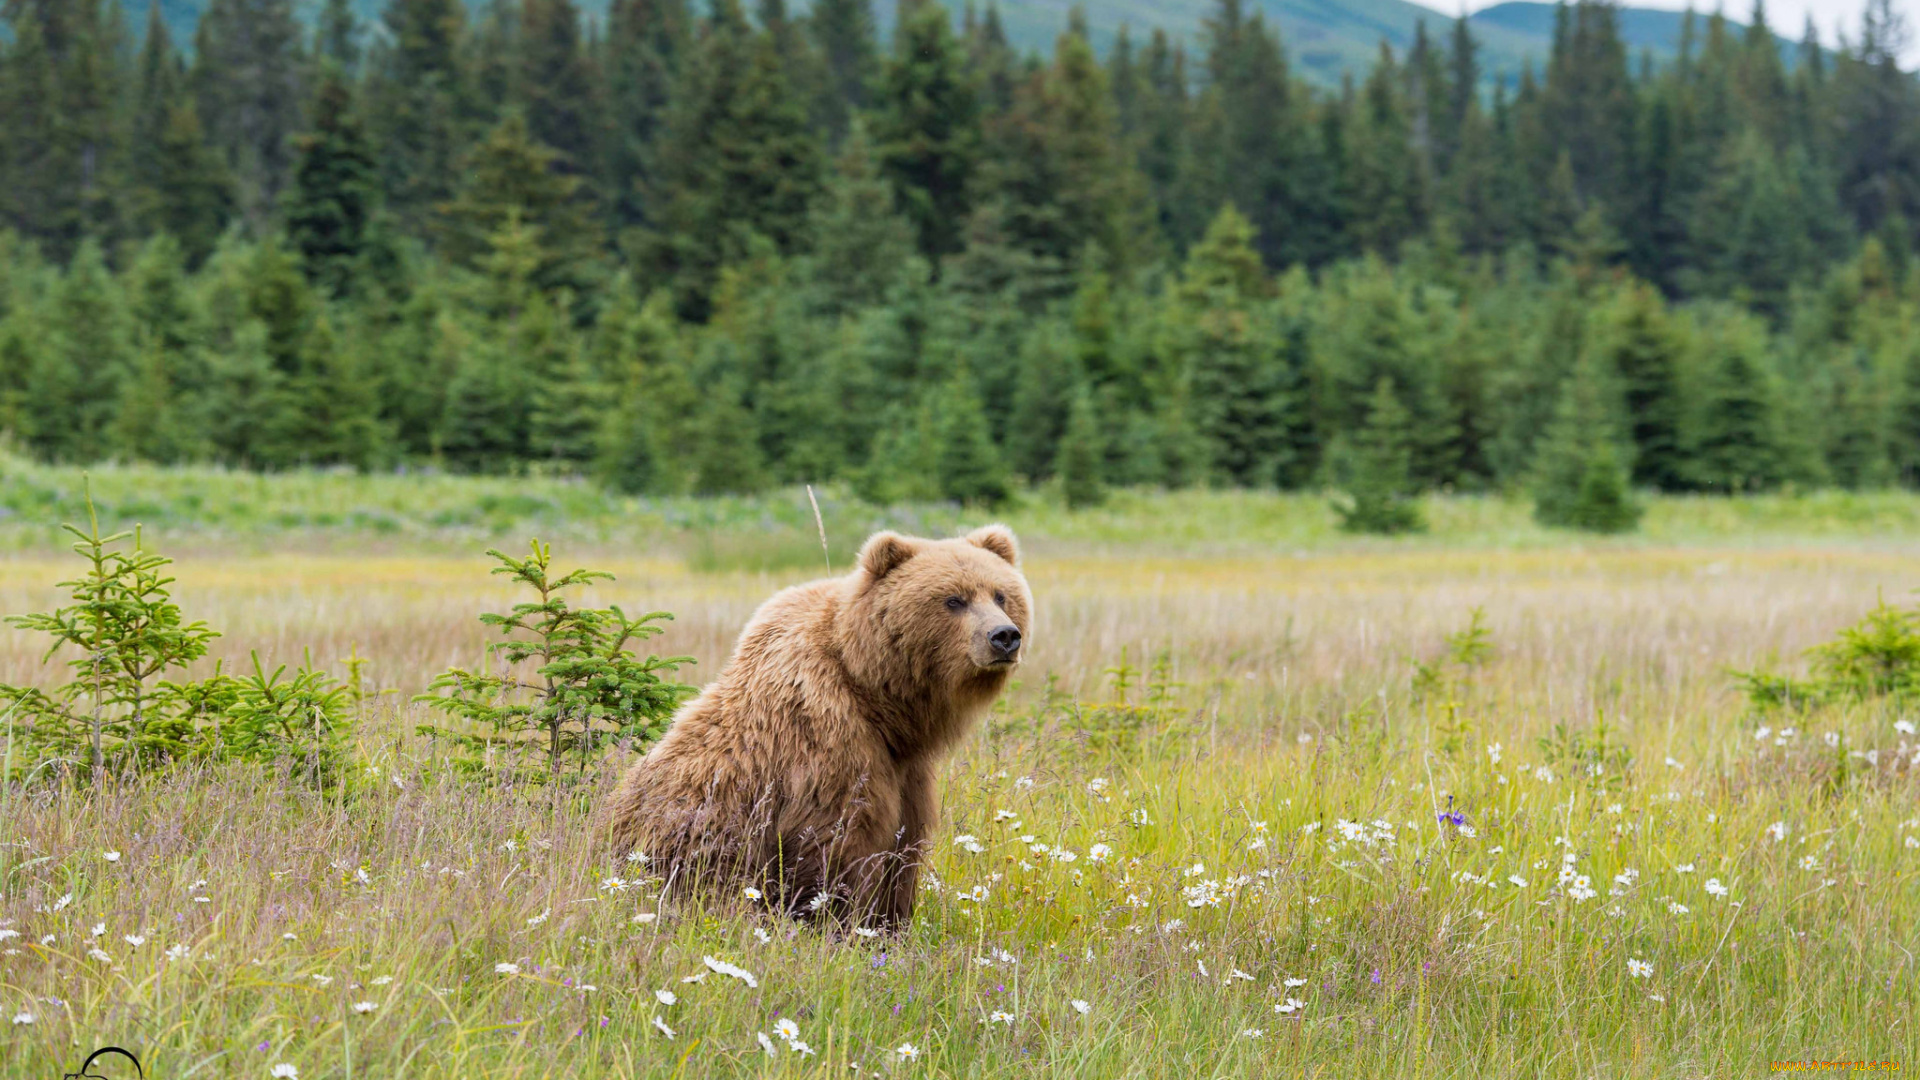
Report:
1439,0,1920,61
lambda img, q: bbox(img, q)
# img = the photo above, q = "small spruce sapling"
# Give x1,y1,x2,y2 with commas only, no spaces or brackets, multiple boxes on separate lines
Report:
222,650,355,789
0,488,220,778
415,540,693,780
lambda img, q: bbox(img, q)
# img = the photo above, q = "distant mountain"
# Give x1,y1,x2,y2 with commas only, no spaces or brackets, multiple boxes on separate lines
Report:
121,0,1804,88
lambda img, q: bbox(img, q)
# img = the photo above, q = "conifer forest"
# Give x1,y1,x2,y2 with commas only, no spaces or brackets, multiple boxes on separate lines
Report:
1,0,1918,518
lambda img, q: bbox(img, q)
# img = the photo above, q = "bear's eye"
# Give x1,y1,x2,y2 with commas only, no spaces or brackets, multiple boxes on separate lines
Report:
944,596,967,613
993,591,1007,609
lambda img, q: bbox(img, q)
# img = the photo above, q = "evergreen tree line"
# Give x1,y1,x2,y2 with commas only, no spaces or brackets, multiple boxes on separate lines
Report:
2,0,1920,508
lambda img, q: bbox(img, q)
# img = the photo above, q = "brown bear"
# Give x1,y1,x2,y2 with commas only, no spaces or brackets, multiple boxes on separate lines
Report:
605,524,1031,927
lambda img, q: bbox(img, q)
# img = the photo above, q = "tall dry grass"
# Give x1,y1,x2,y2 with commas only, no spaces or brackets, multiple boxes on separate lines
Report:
1,520,1917,1077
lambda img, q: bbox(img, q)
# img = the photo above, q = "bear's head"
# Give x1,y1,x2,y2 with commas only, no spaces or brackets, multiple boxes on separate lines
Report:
835,524,1032,740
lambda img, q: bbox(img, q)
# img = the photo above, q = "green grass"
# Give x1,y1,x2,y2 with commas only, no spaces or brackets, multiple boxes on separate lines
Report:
0,463,1917,1077
9,456,1920,563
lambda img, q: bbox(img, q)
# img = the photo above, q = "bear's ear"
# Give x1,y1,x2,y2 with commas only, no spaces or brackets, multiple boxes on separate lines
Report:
965,523,1020,567
858,530,919,580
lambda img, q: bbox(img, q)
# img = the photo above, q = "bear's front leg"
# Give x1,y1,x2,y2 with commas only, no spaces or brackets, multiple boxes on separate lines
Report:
881,759,937,929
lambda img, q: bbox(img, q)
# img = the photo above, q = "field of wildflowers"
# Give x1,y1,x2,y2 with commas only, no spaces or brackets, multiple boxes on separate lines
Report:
1,467,1918,1077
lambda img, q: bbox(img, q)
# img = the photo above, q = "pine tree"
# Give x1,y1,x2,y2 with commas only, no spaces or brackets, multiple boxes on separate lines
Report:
1531,355,1641,532
1333,378,1426,535
1056,382,1106,509
872,0,980,263
284,72,381,298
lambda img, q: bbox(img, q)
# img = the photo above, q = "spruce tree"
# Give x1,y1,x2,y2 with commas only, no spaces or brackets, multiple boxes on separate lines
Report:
438,112,601,295
191,0,308,232
1056,382,1107,509
0,2,125,255
438,340,528,471
366,0,470,233
1186,0,1324,266
809,0,878,141
648,0,821,318
520,0,598,179
687,380,767,494
1822,349,1891,490
526,296,604,466
126,3,233,263
934,362,1010,506
301,313,390,469
23,240,131,462
1595,282,1687,490
1346,44,1426,257
872,0,980,263
800,119,921,315
1173,205,1293,487
318,0,361,74
1688,314,1788,493
603,0,688,231
284,72,381,298
1531,356,1641,532
1333,378,1426,535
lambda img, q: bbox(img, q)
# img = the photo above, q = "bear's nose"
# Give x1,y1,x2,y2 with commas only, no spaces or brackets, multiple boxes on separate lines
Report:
988,625,1021,658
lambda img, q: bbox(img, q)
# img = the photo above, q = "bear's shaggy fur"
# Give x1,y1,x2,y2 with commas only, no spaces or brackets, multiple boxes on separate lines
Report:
605,524,1031,926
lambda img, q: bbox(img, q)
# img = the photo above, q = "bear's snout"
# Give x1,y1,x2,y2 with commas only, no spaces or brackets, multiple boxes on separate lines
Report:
988,624,1022,663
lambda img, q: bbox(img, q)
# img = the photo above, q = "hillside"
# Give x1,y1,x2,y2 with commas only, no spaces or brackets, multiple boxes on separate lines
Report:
124,0,1803,87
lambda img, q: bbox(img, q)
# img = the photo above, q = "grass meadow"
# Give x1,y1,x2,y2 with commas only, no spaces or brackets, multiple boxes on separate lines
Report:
1,460,1918,1077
